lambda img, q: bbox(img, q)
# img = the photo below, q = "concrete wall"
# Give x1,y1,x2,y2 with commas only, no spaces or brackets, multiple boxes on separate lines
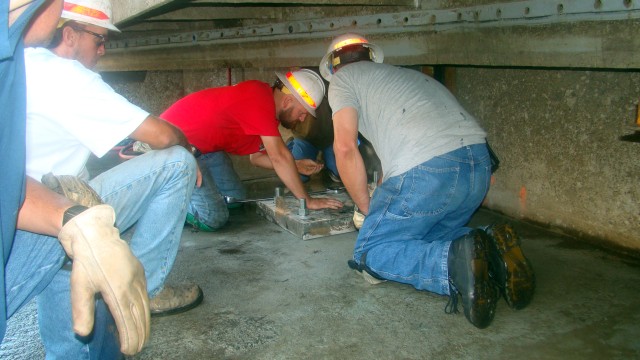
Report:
104,66,640,253
454,67,640,253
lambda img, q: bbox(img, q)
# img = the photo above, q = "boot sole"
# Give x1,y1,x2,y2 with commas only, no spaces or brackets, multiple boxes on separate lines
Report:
465,232,498,329
347,259,385,285
488,224,535,310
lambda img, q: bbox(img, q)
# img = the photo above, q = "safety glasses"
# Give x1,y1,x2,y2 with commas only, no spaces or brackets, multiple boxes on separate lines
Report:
71,25,108,47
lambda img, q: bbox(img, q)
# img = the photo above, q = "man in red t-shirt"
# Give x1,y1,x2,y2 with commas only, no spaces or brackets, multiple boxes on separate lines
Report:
161,69,344,231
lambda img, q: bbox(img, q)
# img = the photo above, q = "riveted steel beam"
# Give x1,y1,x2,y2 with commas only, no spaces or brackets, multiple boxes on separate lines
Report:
98,0,640,71
107,0,640,51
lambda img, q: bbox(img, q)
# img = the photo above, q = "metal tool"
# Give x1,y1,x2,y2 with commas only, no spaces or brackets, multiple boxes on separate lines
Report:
223,187,345,205
223,195,274,204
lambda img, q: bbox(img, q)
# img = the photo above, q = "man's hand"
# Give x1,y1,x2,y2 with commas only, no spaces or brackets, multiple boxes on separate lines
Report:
58,205,150,355
295,159,324,176
306,197,344,210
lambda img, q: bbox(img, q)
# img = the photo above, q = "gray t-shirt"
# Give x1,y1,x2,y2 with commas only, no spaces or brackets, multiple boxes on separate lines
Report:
328,62,487,180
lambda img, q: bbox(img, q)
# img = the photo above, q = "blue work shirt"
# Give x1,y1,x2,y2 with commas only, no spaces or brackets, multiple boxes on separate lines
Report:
0,0,46,341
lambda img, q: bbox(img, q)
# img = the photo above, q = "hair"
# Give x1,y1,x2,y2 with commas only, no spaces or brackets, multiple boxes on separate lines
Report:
272,77,284,91
332,44,372,72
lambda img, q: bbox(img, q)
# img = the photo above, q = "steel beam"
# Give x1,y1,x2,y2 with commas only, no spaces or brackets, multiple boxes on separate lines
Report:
99,0,640,71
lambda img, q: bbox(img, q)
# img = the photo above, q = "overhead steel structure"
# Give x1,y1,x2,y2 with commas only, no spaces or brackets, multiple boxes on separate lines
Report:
99,0,640,71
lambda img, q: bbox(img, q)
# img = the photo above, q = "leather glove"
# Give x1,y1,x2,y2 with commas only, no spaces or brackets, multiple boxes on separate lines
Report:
58,204,150,355
41,173,102,207
353,184,377,230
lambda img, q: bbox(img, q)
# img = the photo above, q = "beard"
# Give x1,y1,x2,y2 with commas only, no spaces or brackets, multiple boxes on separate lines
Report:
278,106,298,129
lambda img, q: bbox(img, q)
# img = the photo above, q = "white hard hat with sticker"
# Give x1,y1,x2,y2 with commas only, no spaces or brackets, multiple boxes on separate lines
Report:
275,69,325,117
61,0,120,32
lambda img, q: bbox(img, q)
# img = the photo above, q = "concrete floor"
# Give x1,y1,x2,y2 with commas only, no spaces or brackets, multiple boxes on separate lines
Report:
124,206,640,360
2,155,640,359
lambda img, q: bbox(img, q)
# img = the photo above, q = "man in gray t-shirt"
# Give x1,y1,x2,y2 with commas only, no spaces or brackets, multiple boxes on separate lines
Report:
319,33,535,329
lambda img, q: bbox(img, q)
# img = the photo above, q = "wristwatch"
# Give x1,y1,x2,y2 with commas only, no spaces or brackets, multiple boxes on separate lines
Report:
62,205,89,226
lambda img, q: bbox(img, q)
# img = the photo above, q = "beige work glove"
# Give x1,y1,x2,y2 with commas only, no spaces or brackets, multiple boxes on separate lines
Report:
353,184,377,230
58,204,150,355
353,207,365,230
42,173,102,207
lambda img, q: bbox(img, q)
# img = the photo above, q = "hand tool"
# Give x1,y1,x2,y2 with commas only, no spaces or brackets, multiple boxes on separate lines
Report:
223,187,345,204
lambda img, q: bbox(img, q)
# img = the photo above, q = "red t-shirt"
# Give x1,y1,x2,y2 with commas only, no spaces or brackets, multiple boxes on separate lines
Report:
161,80,281,155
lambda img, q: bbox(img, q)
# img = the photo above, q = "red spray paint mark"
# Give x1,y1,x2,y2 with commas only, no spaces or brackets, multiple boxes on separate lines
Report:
519,186,527,212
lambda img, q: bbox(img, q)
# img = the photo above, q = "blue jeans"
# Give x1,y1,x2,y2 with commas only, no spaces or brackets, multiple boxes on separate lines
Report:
287,138,338,182
353,144,491,295
90,146,196,295
188,152,244,229
4,146,195,359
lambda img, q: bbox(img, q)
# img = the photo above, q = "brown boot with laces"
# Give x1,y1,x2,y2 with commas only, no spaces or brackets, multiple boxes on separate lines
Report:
484,224,536,310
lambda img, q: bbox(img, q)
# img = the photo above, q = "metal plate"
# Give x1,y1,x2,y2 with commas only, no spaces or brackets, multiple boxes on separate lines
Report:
255,190,356,240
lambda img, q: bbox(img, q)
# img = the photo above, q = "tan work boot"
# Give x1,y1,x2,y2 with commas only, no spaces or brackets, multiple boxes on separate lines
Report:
150,284,204,317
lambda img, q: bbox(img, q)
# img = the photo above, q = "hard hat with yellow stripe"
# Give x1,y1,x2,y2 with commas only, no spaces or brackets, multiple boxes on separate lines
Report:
61,0,120,32
275,69,325,117
319,33,384,81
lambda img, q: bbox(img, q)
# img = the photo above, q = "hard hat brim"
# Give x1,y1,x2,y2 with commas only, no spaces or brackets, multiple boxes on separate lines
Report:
61,11,121,32
319,42,384,82
319,52,334,82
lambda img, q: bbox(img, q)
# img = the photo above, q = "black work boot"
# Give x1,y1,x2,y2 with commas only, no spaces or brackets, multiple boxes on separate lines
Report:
484,224,536,310
446,229,499,329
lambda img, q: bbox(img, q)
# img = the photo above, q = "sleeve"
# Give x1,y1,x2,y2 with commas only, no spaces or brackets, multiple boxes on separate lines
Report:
328,72,360,117
28,55,149,157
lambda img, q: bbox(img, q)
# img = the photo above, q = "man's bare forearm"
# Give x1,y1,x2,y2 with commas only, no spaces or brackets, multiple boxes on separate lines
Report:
17,177,76,236
131,115,191,151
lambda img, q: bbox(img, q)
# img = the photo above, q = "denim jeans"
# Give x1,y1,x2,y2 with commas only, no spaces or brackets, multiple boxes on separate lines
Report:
90,146,196,295
353,144,491,295
3,146,195,359
188,152,245,229
287,138,338,182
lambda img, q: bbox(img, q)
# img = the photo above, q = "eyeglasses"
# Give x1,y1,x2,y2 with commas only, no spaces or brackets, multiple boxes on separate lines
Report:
72,26,108,47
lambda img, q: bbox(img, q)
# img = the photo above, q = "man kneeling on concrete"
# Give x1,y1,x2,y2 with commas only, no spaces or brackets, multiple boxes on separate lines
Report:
24,0,204,345
320,33,536,329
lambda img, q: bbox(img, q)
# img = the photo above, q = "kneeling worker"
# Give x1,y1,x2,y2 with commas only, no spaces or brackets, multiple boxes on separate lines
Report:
320,33,536,329
160,69,344,231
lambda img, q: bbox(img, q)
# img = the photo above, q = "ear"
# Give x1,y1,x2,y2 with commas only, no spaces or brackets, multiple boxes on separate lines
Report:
283,94,295,109
61,26,78,46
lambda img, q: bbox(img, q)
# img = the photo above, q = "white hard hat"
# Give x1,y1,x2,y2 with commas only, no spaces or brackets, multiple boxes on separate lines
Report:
61,0,120,32
275,69,325,117
319,33,384,81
